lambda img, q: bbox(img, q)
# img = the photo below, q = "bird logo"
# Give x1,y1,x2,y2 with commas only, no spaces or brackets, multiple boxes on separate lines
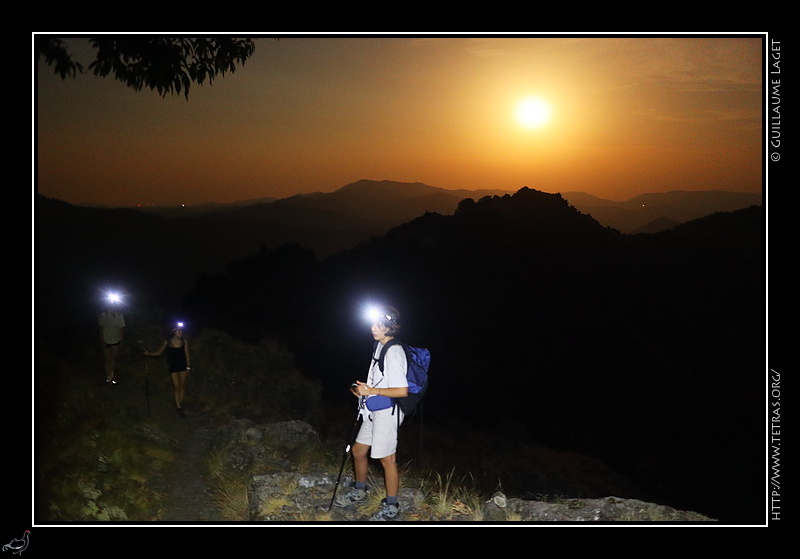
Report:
2,531,29,555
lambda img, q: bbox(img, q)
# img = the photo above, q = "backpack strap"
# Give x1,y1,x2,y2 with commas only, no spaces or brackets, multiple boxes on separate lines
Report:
373,338,400,373
372,338,403,419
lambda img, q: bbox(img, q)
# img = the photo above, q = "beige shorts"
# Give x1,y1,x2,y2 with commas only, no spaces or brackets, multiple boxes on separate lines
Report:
356,408,403,459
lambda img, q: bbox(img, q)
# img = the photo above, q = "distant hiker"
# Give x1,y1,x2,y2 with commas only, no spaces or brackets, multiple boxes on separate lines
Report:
98,300,125,385
143,325,191,417
335,306,408,521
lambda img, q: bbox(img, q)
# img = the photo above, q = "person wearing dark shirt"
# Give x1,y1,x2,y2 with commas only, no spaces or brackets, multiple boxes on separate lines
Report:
144,326,192,416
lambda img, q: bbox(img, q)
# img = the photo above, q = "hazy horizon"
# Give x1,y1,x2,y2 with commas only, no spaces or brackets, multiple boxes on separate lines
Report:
37,177,763,210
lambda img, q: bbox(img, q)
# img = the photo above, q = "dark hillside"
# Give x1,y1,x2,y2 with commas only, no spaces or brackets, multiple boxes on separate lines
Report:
182,188,763,522
208,189,760,522
35,196,175,349
35,181,512,345
34,187,764,523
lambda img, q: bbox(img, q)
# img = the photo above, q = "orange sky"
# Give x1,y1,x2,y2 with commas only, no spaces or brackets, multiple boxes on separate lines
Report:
35,34,765,207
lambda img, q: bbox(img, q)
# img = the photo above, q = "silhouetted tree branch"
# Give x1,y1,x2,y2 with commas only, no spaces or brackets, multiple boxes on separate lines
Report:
36,36,256,100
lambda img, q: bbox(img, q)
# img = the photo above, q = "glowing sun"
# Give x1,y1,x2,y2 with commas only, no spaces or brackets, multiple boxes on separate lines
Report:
515,97,552,129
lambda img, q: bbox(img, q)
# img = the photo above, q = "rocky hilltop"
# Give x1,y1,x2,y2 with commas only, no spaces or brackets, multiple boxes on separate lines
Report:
212,419,714,523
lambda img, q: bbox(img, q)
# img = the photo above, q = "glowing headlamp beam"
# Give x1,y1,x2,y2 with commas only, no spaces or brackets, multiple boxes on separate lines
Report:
366,307,381,322
365,305,392,323
106,292,122,304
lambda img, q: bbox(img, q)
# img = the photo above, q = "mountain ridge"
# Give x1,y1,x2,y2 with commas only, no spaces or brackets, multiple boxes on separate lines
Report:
561,188,761,233
102,179,761,235
35,179,761,317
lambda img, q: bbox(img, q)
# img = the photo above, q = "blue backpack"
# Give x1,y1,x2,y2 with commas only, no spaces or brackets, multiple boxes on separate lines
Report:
373,339,430,421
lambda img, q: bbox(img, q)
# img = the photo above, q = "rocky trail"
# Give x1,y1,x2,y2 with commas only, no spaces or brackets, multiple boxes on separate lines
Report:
104,371,716,524
105,368,225,523
149,411,221,522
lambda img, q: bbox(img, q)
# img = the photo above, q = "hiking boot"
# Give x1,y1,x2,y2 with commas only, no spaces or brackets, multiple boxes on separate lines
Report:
370,499,400,521
334,486,367,508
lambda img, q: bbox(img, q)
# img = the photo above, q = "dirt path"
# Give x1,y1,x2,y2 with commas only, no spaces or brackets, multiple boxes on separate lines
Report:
156,417,221,522
135,382,225,522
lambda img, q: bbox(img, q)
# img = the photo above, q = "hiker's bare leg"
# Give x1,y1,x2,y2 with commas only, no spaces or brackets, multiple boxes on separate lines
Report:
352,442,369,483
104,345,119,380
171,371,187,408
380,453,399,497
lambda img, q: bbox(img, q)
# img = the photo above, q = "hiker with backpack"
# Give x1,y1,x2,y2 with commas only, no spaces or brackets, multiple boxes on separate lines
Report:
334,305,409,520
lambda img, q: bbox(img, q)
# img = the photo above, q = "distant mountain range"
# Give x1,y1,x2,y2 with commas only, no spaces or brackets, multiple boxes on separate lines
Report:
560,189,763,234
134,179,761,235
36,179,762,313
135,179,513,223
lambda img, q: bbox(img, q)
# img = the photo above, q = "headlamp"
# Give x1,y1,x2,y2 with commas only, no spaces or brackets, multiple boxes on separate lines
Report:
366,307,379,322
364,305,396,325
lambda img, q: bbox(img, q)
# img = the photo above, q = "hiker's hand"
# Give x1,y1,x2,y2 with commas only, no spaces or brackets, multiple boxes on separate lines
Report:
352,381,368,396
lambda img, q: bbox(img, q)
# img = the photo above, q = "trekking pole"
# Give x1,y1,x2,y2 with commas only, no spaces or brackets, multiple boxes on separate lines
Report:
328,407,363,511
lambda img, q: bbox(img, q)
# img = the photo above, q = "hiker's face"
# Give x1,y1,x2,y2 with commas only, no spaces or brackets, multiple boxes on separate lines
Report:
371,322,390,342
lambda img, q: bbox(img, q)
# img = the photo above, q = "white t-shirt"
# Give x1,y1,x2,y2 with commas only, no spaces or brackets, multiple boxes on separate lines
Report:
363,341,408,410
98,311,125,344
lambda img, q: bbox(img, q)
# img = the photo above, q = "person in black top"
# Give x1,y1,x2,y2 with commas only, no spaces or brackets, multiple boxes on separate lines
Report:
144,325,191,416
